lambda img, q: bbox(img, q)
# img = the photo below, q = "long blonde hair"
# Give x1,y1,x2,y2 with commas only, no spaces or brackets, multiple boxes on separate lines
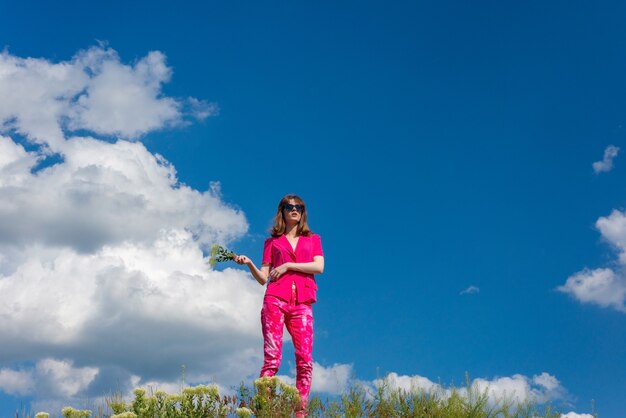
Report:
270,194,312,237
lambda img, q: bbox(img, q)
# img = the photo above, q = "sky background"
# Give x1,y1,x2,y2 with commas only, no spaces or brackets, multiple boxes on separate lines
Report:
0,1,625,417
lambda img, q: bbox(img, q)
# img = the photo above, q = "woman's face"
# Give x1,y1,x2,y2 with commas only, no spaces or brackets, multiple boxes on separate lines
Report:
283,199,303,225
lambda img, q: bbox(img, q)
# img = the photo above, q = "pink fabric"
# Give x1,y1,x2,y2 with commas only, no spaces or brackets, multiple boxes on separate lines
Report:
260,290,313,408
262,234,323,304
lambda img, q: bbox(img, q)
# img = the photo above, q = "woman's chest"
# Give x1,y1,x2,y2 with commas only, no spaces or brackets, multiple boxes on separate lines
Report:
272,236,313,261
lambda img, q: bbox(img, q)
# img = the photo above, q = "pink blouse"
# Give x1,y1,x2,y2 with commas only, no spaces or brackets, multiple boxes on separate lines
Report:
262,233,324,304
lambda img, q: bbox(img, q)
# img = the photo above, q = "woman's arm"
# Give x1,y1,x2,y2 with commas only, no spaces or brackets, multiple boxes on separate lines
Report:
269,256,324,281
289,256,324,274
234,255,270,285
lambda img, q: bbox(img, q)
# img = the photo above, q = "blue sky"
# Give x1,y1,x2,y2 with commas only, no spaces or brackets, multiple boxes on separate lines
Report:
0,1,625,417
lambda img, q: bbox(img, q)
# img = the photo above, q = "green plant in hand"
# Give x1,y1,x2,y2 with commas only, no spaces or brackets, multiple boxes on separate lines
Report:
209,244,236,267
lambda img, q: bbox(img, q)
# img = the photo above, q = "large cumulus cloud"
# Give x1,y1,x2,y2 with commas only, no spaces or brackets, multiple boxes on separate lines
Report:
0,46,259,408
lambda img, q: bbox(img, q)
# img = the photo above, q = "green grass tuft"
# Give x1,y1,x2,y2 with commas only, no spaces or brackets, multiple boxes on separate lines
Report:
15,373,597,417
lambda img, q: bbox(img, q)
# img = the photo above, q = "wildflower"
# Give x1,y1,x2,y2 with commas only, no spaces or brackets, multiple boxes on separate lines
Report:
235,406,253,418
203,384,220,399
166,394,182,404
111,413,138,418
209,244,236,267
61,407,92,418
133,388,146,397
108,400,128,415
34,413,49,418
254,376,279,387
280,382,300,399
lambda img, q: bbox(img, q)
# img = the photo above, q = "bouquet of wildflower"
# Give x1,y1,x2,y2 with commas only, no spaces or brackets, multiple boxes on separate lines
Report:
209,244,236,267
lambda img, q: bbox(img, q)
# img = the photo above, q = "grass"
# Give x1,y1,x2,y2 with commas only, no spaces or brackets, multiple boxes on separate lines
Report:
17,374,595,418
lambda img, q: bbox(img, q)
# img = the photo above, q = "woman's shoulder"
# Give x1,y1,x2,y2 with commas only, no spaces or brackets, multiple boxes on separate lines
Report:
264,235,281,244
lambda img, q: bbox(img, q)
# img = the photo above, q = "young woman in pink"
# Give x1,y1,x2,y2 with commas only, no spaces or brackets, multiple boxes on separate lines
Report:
234,194,324,416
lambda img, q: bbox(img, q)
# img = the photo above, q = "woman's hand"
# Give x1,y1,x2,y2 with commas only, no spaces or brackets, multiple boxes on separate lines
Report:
269,263,290,281
234,255,252,266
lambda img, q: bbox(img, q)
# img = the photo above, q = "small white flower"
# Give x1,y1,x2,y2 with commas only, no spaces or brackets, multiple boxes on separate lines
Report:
235,407,253,418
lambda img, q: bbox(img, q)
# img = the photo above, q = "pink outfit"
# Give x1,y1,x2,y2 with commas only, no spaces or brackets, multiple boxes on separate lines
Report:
260,286,314,404
262,234,323,304
259,233,323,411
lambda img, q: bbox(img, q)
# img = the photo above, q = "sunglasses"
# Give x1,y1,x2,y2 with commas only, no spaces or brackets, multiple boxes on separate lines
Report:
283,203,305,213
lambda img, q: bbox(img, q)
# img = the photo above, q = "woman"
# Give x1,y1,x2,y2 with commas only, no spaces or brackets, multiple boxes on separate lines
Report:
234,194,324,416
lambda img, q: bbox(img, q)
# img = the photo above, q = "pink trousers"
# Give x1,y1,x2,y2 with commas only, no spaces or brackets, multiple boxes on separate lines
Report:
260,285,313,409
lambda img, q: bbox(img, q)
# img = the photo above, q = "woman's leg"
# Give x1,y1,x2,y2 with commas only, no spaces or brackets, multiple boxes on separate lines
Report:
285,303,314,409
260,296,287,377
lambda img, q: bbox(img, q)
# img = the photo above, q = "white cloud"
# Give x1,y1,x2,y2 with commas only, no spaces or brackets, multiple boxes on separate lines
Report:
596,210,626,263
0,46,215,151
186,97,219,121
471,375,532,404
460,285,480,295
374,372,442,394
0,232,265,380
35,359,99,398
557,268,626,312
67,50,180,138
470,372,568,405
559,209,626,312
274,362,352,396
561,413,594,418
533,372,561,391
0,50,86,150
129,377,190,396
0,136,247,255
0,359,96,399
0,46,260,409
592,145,619,174
0,135,39,186
0,368,35,396
370,371,568,407
311,362,353,395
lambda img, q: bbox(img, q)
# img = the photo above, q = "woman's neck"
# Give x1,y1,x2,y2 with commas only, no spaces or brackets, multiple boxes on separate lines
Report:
284,223,299,238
